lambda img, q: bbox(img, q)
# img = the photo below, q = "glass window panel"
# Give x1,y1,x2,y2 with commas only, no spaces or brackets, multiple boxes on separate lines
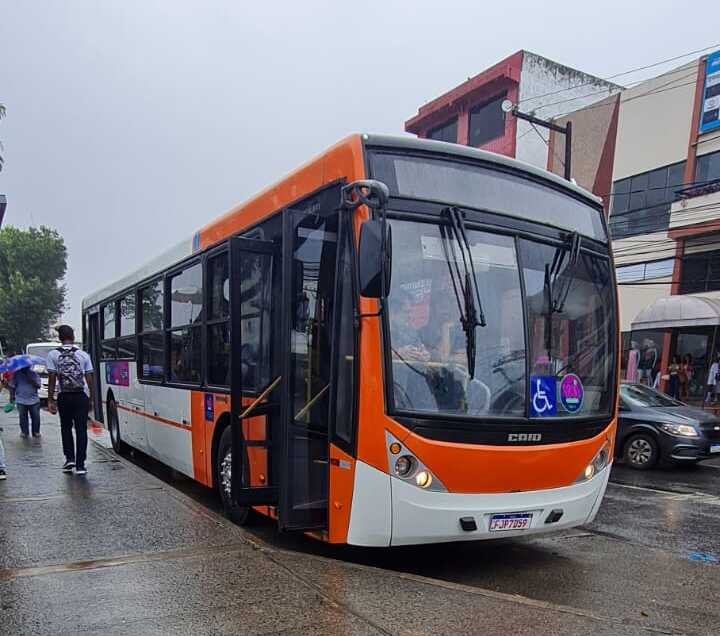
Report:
667,161,686,188
613,178,631,195
170,263,203,328
647,167,667,190
629,191,646,210
616,263,645,283
119,293,136,336
207,323,230,386
611,193,629,214
519,240,614,417
630,173,648,192
697,152,720,184
103,303,116,340
643,258,674,279
101,340,116,360
387,219,526,417
140,332,164,381
708,254,720,292
117,336,136,360
428,118,458,143
208,253,230,320
239,252,272,392
680,256,708,294
140,280,164,332
169,326,201,383
468,95,506,146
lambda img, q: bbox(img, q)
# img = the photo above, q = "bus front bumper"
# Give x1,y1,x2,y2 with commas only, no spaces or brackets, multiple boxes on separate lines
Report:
389,465,610,546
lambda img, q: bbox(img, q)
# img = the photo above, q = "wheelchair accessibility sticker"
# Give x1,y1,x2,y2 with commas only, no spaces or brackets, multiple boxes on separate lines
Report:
530,375,557,417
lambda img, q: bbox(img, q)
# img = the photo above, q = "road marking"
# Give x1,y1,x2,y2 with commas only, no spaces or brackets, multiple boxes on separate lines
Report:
610,481,720,506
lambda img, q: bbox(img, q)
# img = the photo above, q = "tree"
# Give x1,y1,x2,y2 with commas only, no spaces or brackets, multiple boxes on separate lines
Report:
0,225,67,352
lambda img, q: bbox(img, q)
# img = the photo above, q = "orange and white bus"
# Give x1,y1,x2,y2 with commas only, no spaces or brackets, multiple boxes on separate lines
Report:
82,134,617,546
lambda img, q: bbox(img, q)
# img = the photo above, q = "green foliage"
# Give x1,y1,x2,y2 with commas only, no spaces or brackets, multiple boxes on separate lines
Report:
0,225,67,352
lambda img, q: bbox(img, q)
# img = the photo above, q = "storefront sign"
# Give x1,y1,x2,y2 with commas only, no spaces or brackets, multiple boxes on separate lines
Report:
700,50,720,134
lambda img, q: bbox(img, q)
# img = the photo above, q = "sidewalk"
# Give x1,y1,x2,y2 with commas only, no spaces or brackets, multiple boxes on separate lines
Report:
0,400,653,635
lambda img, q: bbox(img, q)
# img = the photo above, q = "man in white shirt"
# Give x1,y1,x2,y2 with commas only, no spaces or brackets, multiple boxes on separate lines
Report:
705,357,719,405
47,325,94,475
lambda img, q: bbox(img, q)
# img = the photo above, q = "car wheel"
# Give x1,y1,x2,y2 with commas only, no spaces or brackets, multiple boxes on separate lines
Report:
107,400,127,455
216,426,252,525
624,433,659,470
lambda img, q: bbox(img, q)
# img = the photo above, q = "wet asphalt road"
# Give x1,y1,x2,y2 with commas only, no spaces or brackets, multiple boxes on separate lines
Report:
128,447,720,635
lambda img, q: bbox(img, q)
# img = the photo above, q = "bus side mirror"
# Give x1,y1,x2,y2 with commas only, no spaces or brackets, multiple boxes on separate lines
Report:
358,220,392,298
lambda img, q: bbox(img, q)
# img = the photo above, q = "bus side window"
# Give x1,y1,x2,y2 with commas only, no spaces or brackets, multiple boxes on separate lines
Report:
207,252,231,387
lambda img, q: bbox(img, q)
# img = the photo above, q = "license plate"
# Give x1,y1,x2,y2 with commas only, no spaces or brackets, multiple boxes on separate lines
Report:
489,512,533,532
711,444,720,454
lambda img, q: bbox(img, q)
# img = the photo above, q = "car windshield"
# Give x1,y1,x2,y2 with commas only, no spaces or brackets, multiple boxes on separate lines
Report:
621,384,680,408
26,345,56,360
386,218,615,419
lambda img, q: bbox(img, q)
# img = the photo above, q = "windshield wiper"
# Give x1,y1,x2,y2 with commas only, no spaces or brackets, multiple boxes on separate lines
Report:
544,231,582,357
440,207,487,378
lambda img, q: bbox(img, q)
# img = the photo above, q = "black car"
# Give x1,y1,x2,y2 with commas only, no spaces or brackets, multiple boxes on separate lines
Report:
617,383,720,469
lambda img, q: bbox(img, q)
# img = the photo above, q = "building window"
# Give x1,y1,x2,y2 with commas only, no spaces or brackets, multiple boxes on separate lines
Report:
428,117,458,143
468,95,505,147
696,150,720,185
609,161,685,239
680,249,720,294
616,258,674,283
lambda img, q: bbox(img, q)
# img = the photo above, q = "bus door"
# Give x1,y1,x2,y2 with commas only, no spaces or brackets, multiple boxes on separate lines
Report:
278,185,342,531
229,237,279,508
86,310,104,422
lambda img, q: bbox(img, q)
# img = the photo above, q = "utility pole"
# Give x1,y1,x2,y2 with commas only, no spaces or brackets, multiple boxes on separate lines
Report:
502,100,572,181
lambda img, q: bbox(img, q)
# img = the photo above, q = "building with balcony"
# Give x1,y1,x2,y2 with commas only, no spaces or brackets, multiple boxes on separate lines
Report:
548,51,720,398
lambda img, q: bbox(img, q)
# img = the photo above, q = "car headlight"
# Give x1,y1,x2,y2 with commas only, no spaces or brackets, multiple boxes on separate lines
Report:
660,423,699,437
575,442,611,483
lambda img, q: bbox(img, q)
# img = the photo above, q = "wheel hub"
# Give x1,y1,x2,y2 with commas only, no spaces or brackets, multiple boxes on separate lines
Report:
629,439,652,464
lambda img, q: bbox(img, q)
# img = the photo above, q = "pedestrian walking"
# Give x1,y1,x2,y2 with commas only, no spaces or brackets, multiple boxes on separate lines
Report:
705,355,719,404
9,366,42,438
47,325,94,476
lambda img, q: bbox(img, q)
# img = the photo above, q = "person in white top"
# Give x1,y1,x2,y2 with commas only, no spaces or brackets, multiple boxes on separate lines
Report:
47,325,94,475
705,356,719,405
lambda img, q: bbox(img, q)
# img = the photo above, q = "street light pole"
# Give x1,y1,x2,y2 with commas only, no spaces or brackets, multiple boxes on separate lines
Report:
501,101,572,181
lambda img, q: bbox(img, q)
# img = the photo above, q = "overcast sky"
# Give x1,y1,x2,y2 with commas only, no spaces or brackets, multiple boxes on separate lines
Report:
1,1,718,331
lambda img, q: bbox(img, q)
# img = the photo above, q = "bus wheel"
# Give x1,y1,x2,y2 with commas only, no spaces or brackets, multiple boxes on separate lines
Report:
107,400,127,455
624,433,658,470
217,427,252,525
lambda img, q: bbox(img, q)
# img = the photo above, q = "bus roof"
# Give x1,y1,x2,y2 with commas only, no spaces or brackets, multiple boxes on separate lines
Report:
82,133,600,311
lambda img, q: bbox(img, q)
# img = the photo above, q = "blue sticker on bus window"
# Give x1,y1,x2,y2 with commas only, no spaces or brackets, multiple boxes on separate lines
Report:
530,375,557,417
204,394,214,422
559,374,584,413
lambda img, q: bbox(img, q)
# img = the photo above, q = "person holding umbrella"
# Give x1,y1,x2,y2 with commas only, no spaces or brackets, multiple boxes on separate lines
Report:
9,364,42,438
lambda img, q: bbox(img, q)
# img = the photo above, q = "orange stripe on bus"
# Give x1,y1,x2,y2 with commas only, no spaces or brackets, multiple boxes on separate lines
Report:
116,404,189,431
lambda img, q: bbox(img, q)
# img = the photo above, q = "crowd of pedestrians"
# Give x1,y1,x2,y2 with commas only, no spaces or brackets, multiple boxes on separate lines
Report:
0,325,94,479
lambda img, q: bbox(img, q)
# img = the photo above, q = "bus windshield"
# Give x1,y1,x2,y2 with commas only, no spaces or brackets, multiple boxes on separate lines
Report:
386,218,615,419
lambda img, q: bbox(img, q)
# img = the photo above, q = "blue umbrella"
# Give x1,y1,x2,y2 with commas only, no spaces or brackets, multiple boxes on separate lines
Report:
0,354,47,374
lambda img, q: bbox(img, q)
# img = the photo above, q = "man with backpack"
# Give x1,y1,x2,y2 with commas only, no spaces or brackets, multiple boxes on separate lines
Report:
47,325,94,475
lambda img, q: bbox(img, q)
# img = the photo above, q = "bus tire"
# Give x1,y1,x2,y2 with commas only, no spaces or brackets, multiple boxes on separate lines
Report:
217,426,252,526
107,399,128,455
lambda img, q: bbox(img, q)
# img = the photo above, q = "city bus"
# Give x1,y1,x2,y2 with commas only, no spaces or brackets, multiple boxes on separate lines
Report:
82,134,618,546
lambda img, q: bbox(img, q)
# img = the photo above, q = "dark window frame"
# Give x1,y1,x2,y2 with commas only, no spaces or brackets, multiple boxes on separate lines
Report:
139,277,165,382
427,117,458,144
680,248,720,294
468,93,506,147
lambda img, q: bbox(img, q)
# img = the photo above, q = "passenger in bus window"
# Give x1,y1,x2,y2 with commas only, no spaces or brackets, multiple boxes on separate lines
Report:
389,289,431,363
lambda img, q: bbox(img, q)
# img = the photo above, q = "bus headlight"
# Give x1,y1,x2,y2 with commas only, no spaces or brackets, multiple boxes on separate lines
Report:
576,442,611,483
395,455,415,477
385,431,447,492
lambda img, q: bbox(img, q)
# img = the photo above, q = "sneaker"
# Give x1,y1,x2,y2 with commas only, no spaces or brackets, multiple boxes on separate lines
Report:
32,433,41,438
0,469,6,480
75,466,87,475
20,433,29,439
62,461,75,473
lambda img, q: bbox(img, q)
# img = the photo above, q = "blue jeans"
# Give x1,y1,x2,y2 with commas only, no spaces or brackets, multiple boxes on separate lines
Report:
18,403,41,436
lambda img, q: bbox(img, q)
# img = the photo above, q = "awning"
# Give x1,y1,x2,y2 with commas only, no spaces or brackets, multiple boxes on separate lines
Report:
631,295,720,331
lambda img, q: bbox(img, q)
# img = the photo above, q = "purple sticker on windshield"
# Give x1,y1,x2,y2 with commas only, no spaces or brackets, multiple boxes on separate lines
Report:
559,374,584,413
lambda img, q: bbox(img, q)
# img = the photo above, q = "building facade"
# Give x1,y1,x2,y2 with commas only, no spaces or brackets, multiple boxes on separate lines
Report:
548,52,720,398
405,50,621,170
